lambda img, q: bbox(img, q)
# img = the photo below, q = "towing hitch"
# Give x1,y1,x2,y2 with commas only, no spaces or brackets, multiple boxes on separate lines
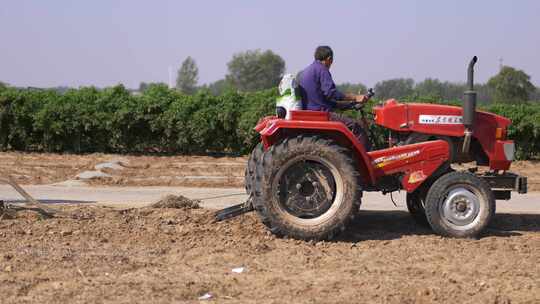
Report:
214,196,254,221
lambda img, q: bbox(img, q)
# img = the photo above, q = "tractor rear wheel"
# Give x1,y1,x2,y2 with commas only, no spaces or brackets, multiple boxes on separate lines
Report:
424,171,495,238
252,135,362,240
244,142,263,196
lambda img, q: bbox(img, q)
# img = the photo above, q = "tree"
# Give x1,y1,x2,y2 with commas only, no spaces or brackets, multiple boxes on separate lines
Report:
474,83,494,104
52,86,71,94
374,78,414,100
139,82,150,92
176,56,199,94
414,78,445,100
204,79,235,96
411,79,466,102
529,86,540,102
440,81,471,102
336,82,367,94
487,66,535,103
226,49,285,92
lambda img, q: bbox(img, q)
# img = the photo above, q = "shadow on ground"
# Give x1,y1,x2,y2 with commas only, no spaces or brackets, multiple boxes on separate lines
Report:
335,210,540,242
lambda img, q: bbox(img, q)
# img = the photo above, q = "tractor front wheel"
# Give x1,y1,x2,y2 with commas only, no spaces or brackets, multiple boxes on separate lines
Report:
424,171,495,238
252,135,362,240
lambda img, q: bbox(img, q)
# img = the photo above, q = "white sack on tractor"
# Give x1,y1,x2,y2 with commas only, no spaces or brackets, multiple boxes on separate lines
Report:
276,73,302,119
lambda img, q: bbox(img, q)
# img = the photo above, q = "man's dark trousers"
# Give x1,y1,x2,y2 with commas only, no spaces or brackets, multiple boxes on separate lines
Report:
328,112,372,151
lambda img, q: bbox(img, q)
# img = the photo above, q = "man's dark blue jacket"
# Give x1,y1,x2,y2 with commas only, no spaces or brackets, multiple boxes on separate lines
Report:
299,61,345,111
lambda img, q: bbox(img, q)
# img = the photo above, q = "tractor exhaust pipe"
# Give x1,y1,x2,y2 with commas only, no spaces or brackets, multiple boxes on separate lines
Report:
462,56,477,153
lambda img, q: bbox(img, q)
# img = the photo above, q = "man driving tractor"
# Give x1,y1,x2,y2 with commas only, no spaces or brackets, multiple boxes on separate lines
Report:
298,45,371,150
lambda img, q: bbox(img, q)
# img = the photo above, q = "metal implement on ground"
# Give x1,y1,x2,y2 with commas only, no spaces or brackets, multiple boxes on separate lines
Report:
0,176,61,218
214,196,254,221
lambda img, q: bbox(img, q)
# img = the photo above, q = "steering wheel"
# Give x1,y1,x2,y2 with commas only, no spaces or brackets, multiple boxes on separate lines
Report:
351,88,375,110
350,88,379,149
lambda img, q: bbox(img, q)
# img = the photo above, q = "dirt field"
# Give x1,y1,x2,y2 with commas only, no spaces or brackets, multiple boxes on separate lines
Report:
0,152,247,188
1,152,539,303
1,152,539,190
0,205,539,304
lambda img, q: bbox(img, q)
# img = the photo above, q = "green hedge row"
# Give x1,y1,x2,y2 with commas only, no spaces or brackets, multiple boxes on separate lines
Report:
0,84,275,155
0,84,538,159
481,103,540,160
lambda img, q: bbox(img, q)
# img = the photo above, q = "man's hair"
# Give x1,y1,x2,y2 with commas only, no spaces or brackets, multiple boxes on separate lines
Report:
314,46,333,61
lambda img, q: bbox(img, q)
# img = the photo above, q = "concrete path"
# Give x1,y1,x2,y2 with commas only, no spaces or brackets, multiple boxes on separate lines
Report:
0,185,245,209
0,184,538,213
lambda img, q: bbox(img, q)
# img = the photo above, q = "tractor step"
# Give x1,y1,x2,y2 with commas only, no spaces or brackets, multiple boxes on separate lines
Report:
214,198,254,222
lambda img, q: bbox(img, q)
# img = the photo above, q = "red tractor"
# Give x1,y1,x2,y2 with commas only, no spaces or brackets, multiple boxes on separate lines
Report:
216,57,527,240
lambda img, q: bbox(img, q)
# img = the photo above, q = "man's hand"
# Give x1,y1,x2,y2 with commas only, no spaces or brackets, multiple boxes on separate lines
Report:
343,93,368,103
354,94,368,103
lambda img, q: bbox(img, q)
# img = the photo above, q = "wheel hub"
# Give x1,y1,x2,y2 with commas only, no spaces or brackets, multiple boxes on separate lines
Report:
441,187,480,228
277,160,337,219
296,181,316,197
456,201,467,212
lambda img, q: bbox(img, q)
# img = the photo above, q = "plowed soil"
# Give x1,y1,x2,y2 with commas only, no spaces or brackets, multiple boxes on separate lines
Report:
0,206,539,303
1,152,539,303
0,152,247,188
0,152,539,190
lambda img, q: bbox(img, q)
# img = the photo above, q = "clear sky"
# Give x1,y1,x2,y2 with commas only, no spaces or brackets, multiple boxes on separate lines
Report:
1,0,539,89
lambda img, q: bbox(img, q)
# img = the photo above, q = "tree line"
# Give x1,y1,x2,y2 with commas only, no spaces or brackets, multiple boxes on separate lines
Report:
141,49,286,96
369,66,538,104
166,50,539,104
2,50,538,103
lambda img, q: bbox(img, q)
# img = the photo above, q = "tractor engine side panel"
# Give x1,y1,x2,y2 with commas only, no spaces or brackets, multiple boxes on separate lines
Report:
367,140,450,192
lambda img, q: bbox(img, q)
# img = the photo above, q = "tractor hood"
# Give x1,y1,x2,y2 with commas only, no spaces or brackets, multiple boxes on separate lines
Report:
373,99,511,138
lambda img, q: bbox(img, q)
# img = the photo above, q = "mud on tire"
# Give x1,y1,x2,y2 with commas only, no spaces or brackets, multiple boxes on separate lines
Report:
252,135,362,241
424,171,495,238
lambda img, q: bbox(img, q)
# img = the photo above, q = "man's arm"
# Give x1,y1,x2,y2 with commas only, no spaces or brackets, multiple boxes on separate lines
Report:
328,92,368,109
319,69,344,102
320,69,367,108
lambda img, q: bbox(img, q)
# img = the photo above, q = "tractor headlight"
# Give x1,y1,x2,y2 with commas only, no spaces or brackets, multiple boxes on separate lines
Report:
503,142,515,161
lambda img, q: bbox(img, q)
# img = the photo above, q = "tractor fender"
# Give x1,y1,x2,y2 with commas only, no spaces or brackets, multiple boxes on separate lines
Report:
256,118,377,185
